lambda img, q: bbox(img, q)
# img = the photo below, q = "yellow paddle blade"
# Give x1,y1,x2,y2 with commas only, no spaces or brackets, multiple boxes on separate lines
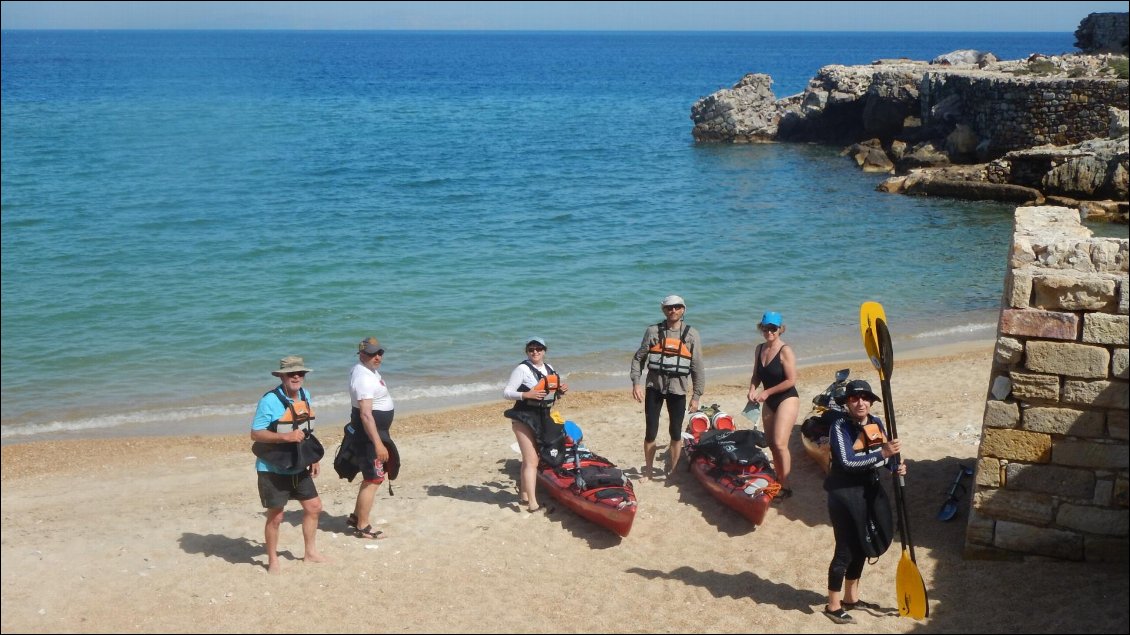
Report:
896,548,929,619
859,301,887,378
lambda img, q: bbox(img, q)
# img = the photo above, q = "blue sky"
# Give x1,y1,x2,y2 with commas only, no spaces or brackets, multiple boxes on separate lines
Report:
1,1,1126,31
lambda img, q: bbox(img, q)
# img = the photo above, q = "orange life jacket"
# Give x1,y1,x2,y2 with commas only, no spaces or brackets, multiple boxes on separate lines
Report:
266,387,315,432
646,322,693,377
517,360,561,409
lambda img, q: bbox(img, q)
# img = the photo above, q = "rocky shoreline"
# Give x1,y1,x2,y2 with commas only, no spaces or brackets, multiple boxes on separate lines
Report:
691,12,1130,223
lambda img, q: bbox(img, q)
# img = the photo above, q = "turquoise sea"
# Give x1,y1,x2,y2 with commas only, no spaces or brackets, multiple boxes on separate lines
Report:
2,30,1116,442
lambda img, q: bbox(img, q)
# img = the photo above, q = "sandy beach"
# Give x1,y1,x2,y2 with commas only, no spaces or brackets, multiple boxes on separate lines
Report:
2,341,1127,634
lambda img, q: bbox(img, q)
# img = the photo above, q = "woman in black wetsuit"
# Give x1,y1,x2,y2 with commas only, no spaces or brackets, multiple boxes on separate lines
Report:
746,311,799,498
822,379,905,624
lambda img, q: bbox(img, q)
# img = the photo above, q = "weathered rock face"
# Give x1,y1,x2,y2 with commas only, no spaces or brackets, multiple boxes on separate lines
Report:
776,63,924,145
690,74,780,143
1074,12,1130,54
690,12,1130,215
1006,136,1130,201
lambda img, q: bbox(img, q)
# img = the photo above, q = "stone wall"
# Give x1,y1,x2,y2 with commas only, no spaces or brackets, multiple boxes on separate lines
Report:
921,73,1129,158
966,206,1129,562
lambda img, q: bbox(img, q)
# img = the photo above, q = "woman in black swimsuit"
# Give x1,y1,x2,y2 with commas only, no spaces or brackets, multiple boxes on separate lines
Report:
747,311,799,498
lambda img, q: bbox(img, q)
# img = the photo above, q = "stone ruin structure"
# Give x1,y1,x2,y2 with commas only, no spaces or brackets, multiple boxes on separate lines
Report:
967,205,1128,561
689,13,1130,221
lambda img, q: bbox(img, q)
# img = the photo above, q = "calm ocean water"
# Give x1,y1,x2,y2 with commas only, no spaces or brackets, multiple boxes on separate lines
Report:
2,30,1110,442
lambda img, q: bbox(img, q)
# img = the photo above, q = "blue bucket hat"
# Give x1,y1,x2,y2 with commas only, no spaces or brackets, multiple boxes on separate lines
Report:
759,311,783,328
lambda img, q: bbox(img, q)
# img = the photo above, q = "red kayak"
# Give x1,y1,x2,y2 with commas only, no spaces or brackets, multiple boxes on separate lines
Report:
537,448,637,537
684,408,780,525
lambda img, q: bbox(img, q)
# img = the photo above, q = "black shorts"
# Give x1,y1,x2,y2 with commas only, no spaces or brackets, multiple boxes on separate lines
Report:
353,409,395,483
257,470,318,509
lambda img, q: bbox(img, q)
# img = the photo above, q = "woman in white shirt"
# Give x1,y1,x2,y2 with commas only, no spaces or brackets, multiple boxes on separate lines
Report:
502,337,568,513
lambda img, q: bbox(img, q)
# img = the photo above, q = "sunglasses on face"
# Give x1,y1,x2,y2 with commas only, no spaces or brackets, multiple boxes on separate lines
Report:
663,305,685,311
526,347,546,353
366,349,385,357
760,325,779,333
285,371,308,378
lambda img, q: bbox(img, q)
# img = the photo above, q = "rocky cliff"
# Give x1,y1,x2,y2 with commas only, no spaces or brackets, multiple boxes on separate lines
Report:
691,15,1130,222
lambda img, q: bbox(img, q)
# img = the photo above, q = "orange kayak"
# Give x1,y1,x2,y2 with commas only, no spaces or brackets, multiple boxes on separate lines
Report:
537,451,637,537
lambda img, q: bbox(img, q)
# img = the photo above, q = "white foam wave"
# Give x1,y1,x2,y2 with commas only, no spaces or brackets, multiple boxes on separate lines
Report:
0,403,254,439
911,322,996,339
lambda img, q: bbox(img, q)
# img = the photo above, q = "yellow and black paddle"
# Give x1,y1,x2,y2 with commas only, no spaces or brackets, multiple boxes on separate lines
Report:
860,301,929,620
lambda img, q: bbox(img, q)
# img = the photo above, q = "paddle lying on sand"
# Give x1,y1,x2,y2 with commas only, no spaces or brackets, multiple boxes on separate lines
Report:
860,302,929,620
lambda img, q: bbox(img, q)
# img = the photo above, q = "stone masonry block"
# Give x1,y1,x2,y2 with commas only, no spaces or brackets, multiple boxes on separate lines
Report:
1003,463,1094,498
1082,313,1129,345
976,457,1001,487
976,487,1055,525
1052,439,1130,469
1089,238,1127,273
965,510,996,546
995,336,1023,365
1094,478,1114,506
1114,349,1129,380
1110,414,1129,441
1022,406,1105,437
1057,503,1130,536
1033,274,1116,311
982,428,1052,462
1120,274,1129,314
1025,341,1110,378
1008,271,1033,308
999,308,1078,340
1063,379,1130,409
984,400,1020,428
995,520,1083,560
1084,535,1130,563
1010,372,1061,401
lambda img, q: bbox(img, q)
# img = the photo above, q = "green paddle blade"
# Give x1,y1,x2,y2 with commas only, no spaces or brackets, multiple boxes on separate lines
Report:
896,549,929,619
859,301,887,377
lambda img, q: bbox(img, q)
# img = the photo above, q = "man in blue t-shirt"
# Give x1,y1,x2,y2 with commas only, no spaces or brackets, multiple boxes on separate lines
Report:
250,355,329,573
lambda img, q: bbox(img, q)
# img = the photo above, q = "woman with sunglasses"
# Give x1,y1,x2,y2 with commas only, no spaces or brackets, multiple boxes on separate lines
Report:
822,379,904,624
347,336,394,539
503,337,568,513
747,311,799,499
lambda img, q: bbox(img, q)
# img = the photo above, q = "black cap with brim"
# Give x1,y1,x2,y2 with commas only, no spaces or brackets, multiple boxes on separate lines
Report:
835,379,881,405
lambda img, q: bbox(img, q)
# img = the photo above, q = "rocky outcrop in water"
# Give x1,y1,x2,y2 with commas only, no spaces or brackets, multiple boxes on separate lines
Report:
690,14,1130,222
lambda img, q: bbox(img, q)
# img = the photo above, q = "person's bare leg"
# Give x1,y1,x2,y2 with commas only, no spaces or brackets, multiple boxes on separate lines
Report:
300,496,329,563
353,481,379,530
512,422,540,510
644,440,658,477
764,399,798,489
264,507,284,574
666,438,683,476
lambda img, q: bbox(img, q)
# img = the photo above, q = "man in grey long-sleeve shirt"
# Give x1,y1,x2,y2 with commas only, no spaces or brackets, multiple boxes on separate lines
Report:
630,294,705,478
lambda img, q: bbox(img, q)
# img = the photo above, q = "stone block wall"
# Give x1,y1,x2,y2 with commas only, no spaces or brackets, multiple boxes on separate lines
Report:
921,73,1129,157
966,206,1129,562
